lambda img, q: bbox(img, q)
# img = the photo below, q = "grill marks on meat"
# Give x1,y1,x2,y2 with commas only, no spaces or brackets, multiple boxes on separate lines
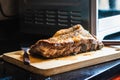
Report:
29,24,104,58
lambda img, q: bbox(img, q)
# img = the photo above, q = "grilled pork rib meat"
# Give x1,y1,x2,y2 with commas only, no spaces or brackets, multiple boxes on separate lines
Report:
29,24,104,58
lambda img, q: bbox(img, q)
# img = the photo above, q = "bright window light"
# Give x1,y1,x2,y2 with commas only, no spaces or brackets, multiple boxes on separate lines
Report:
97,0,120,41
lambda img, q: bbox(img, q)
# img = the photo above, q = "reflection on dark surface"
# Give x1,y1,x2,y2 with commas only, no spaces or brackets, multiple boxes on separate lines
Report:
104,32,120,40
99,10,120,18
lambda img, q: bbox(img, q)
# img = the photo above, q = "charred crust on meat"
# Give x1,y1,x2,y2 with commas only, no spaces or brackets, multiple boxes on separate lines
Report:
29,24,104,58
80,43,87,52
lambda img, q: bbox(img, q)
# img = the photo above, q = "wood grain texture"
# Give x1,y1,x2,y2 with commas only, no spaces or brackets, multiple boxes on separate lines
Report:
3,47,120,76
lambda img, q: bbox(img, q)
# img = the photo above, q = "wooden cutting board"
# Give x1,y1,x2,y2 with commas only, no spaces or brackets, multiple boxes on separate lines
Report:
3,47,120,76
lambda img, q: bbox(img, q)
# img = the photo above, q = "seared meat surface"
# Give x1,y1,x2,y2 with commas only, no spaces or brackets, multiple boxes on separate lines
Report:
29,24,104,58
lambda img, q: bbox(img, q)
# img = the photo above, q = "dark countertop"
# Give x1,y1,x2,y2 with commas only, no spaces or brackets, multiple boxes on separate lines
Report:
0,57,120,80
